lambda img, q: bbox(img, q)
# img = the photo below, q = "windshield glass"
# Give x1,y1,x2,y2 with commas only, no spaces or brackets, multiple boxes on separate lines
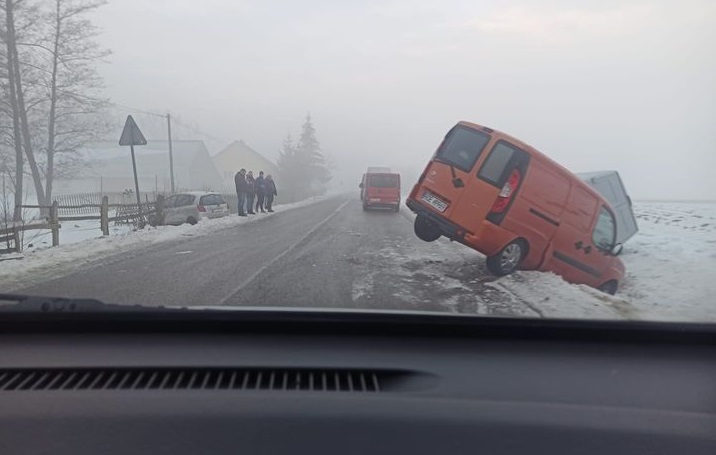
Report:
0,0,714,324
368,175,399,188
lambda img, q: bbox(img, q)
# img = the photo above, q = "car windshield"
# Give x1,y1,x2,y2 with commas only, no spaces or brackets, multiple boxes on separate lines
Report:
0,0,714,324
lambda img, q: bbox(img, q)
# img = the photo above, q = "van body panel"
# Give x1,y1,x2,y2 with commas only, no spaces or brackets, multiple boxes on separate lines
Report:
540,188,600,286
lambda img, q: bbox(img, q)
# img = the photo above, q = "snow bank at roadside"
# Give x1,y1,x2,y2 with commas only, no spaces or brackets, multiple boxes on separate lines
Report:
491,202,716,322
0,196,327,290
488,272,638,320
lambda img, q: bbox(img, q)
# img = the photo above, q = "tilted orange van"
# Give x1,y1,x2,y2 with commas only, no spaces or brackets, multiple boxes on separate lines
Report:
406,121,625,294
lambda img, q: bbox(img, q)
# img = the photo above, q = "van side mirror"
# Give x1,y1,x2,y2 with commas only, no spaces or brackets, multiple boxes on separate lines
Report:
611,244,623,256
359,183,364,189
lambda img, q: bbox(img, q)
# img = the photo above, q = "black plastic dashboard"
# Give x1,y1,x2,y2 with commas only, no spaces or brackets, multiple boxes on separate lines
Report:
0,310,714,454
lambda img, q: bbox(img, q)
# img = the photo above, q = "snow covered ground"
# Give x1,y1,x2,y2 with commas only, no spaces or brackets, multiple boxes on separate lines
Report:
1,197,714,323
490,202,716,322
0,197,327,290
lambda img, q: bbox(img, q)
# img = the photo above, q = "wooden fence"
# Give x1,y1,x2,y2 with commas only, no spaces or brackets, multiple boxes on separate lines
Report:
0,197,161,253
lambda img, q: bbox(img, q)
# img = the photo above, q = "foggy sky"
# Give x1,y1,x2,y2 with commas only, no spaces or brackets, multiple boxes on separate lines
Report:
92,0,716,200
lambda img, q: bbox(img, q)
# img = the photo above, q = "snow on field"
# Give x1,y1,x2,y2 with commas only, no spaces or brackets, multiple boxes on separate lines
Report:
619,202,716,321
490,202,716,322
0,197,326,290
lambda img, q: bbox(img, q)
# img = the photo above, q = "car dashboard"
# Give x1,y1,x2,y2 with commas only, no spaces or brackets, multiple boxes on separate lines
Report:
0,309,714,455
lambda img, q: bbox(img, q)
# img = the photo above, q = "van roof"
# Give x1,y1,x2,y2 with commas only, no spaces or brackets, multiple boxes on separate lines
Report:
458,120,612,211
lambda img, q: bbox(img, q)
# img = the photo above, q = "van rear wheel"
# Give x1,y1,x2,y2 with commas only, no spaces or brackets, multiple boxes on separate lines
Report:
414,216,441,242
486,239,527,276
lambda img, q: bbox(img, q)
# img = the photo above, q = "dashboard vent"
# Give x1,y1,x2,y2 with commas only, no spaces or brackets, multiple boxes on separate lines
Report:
0,368,407,392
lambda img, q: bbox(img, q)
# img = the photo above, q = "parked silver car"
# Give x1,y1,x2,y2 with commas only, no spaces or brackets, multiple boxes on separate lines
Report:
161,192,230,225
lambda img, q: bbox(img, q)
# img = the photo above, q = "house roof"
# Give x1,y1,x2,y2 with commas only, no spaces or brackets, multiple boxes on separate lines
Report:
213,140,278,174
76,140,222,191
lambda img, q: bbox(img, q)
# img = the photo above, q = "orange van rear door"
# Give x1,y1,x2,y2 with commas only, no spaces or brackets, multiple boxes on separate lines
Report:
418,126,492,222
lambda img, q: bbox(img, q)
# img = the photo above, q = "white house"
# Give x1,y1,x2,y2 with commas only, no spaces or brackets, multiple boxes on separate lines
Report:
53,140,223,195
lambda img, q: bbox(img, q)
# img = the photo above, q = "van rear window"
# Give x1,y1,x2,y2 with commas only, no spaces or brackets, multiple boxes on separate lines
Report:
436,126,491,172
478,141,517,185
368,174,399,188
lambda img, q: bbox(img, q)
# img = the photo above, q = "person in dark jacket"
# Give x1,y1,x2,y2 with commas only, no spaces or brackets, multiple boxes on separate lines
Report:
234,168,248,217
245,171,256,215
265,174,278,212
254,171,267,213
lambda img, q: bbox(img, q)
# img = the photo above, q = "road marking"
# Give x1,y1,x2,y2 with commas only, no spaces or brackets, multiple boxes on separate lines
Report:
217,199,350,305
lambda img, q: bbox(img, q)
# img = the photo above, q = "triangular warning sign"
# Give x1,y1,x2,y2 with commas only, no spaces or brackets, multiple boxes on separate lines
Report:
119,115,147,146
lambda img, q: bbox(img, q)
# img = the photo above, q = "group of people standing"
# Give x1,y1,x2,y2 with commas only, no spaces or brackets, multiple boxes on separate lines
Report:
234,169,278,217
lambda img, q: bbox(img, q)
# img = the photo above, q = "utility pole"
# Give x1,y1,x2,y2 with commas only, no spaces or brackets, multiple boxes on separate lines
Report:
167,114,175,193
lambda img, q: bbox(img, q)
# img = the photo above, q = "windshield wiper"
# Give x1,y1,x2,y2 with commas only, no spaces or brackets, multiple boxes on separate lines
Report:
0,293,161,313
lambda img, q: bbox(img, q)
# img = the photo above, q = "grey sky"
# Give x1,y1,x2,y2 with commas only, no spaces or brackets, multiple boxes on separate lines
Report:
93,0,715,199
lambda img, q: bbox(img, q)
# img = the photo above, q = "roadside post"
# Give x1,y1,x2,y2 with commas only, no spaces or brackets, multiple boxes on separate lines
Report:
119,115,148,226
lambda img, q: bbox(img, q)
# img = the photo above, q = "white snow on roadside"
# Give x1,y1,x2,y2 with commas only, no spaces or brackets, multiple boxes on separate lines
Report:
0,197,327,290
487,202,716,322
487,272,638,320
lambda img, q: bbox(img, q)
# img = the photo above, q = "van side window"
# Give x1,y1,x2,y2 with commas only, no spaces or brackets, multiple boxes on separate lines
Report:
593,207,616,250
478,141,516,186
436,126,491,173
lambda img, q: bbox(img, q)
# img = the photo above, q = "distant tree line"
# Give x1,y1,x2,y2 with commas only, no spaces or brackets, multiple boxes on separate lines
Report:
277,114,333,201
0,0,109,219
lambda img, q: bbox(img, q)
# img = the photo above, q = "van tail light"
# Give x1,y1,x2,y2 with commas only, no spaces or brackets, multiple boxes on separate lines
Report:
197,204,207,212
490,169,522,214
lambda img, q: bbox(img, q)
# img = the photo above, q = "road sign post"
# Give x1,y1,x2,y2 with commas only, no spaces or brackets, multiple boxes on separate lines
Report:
129,143,142,217
119,115,148,226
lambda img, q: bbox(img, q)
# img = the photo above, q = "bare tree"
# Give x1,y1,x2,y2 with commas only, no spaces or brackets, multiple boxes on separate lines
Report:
1,0,108,218
36,0,109,205
1,0,30,220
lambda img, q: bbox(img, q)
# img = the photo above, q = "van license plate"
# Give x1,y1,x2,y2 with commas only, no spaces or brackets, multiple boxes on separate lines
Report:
421,192,448,212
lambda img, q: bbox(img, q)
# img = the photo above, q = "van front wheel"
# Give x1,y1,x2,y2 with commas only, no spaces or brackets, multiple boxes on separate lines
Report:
414,216,441,242
486,240,527,276
598,280,618,295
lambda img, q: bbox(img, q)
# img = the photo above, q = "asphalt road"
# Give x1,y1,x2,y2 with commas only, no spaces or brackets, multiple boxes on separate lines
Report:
18,195,539,316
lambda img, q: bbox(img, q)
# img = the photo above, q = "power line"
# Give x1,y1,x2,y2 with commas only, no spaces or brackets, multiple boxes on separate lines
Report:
107,102,226,144
108,102,165,119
